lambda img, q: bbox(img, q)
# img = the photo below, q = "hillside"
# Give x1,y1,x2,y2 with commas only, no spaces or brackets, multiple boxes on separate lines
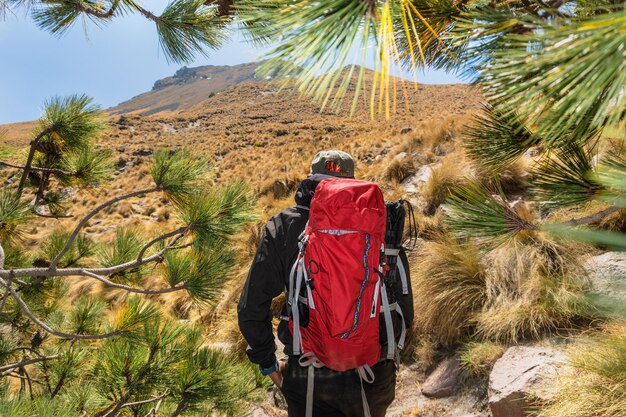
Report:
109,61,262,116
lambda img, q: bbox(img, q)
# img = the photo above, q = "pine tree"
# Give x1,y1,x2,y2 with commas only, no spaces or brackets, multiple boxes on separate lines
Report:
0,96,260,416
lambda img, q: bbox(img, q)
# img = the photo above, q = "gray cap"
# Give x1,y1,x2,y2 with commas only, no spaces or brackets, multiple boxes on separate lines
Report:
310,150,355,178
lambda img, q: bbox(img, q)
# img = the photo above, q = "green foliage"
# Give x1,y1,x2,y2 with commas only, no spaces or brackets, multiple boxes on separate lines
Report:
31,0,116,36
109,296,161,334
482,10,626,147
459,341,505,377
68,296,107,334
23,0,229,64
40,229,95,268
151,148,210,203
97,228,147,283
164,247,234,304
0,189,32,243
58,147,115,188
242,0,376,114
465,105,540,172
157,0,227,63
446,180,533,242
530,146,604,212
36,94,104,149
177,181,258,248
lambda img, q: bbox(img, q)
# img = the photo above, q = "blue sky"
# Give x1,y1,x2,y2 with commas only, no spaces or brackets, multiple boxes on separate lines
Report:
0,2,462,124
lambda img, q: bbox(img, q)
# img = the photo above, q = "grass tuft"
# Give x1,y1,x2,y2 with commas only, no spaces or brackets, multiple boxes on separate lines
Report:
535,322,626,417
459,341,506,377
383,154,416,183
476,237,597,343
412,238,486,346
422,155,466,215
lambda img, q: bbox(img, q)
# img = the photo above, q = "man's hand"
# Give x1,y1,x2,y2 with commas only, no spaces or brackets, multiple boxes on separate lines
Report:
268,360,287,388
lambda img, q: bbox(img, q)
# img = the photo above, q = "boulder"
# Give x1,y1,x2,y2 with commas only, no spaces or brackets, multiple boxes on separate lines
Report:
488,346,567,417
402,164,438,194
584,252,626,315
421,355,462,398
251,407,272,417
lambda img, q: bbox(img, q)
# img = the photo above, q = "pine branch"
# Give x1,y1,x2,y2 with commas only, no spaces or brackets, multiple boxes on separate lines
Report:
2,279,122,340
0,161,73,176
0,354,61,375
121,392,170,408
50,186,161,269
0,246,169,279
66,0,120,19
81,270,187,295
558,206,624,227
16,127,54,197
136,226,189,263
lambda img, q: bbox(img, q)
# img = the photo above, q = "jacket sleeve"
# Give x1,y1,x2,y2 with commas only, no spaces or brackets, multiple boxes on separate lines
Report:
237,219,285,369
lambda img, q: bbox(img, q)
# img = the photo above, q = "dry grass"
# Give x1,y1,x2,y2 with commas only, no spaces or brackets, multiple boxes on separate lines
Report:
402,402,449,417
535,322,626,417
476,236,597,344
475,159,529,196
259,174,302,199
459,341,506,377
411,238,486,346
414,209,447,241
383,154,417,183
421,153,468,215
413,336,438,370
548,201,626,234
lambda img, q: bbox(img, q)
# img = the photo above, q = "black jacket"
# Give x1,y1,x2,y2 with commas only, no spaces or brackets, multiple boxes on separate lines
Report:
237,175,414,369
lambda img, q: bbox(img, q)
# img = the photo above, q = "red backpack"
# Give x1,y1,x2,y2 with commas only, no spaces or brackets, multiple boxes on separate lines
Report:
288,178,405,416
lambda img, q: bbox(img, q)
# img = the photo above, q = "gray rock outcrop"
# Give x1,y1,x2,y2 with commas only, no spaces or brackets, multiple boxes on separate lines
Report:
584,252,626,316
421,355,463,398
488,346,567,417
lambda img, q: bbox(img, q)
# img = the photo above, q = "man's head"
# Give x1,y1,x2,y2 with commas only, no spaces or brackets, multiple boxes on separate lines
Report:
310,150,355,178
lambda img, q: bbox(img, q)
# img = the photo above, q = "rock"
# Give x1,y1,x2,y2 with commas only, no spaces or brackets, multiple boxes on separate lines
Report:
132,148,153,157
488,346,567,417
402,164,438,194
584,252,626,315
116,157,128,171
251,407,272,417
400,127,413,134
270,386,288,410
34,205,51,216
394,151,408,161
421,355,462,398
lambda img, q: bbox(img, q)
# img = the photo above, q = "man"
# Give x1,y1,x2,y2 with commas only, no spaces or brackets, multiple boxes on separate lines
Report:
238,150,413,417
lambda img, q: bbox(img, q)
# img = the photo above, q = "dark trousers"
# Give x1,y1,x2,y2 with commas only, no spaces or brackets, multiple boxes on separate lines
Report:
280,358,396,417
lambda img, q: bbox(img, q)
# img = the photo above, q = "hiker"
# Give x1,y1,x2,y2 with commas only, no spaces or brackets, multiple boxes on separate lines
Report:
238,150,414,417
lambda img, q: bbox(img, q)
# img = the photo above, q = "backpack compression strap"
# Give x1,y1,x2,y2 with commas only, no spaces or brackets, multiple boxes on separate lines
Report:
298,353,374,417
